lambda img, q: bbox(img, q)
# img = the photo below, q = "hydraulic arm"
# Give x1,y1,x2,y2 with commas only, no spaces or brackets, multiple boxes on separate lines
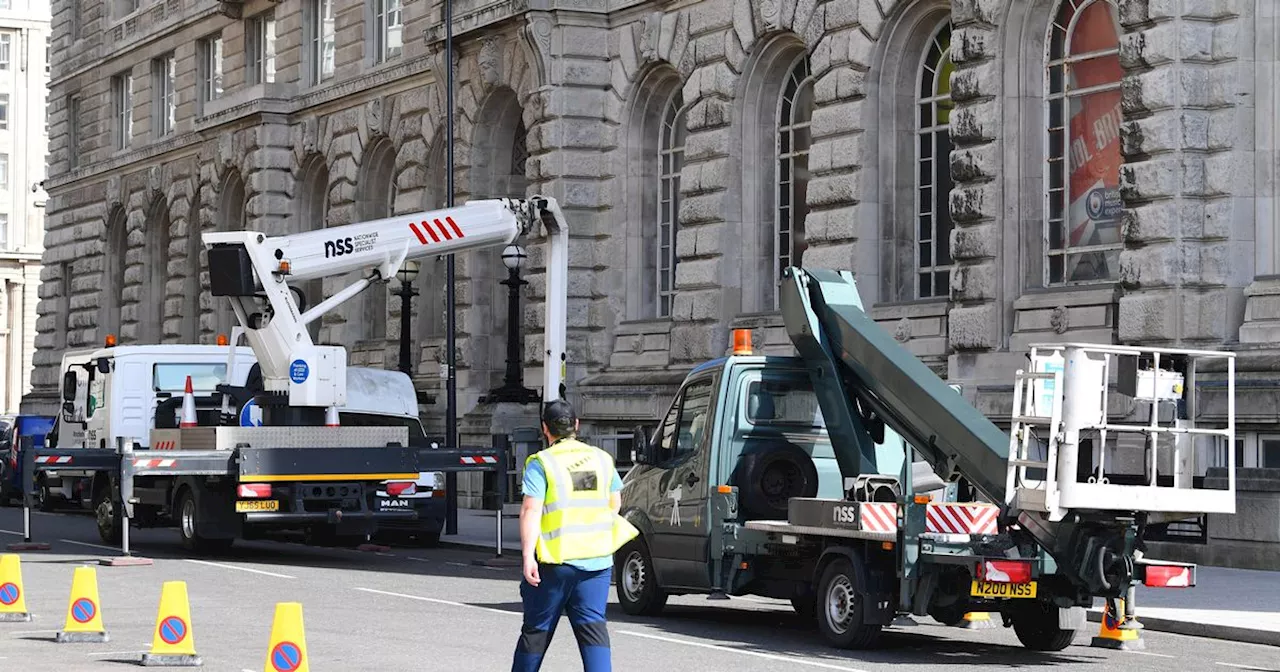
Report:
203,197,570,424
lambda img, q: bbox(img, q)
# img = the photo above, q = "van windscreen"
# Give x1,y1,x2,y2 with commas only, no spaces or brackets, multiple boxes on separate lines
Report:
153,364,227,394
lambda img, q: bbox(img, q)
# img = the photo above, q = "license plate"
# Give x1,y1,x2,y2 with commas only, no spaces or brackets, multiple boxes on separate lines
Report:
235,500,279,513
970,580,1037,599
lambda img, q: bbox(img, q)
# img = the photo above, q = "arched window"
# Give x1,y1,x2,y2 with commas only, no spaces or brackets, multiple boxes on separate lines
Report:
1045,0,1123,286
183,191,202,342
510,118,529,197
776,54,812,299
141,198,170,343
354,138,395,342
657,89,685,318
216,171,246,338
101,206,127,339
917,22,954,300
297,156,329,342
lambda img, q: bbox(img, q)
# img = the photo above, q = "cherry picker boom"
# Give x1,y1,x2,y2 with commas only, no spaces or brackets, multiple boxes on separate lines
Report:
23,197,570,551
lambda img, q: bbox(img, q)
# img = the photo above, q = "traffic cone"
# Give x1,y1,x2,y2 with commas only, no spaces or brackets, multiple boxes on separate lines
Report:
56,565,109,643
324,406,340,427
955,612,996,629
0,554,31,622
1090,598,1144,651
180,376,198,428
141,581,202,667
263,602,309,672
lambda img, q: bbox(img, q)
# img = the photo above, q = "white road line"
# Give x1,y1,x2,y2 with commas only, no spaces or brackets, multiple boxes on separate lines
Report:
617,631,871,672
184,558,296,579
59,538,121,552
1215,664,1273,671
1130,652,1176,659
7,629,59,636
86,650,148,656
0,529,21,536
354,587,519,617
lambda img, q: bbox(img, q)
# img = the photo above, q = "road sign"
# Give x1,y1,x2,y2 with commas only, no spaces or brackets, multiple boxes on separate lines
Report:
239,399,264,427
71,597,96,623
0,582,18,605
271,641,303,671
159,615,187,645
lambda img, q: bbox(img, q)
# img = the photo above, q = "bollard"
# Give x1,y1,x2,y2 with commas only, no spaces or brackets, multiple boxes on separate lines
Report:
8,437,49,552
473,434,518,568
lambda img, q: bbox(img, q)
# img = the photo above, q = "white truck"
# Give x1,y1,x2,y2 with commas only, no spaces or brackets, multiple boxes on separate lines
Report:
26,196,569,552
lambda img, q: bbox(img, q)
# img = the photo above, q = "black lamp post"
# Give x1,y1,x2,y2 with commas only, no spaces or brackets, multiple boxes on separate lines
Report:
392,260,420,376
487,245,539,404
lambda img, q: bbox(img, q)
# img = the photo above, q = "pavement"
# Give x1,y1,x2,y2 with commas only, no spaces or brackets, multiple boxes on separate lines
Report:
1,506,1277,671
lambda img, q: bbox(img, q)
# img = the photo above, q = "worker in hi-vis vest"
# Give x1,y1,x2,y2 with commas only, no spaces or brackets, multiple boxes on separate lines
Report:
512,399,638,672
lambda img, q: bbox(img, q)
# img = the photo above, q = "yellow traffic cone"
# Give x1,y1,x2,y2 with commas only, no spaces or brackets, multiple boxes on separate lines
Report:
0,554,31,622
1090,598,1144,651
56,565,109,643
141,581,202,667
956,612,996,629
263,602,309,672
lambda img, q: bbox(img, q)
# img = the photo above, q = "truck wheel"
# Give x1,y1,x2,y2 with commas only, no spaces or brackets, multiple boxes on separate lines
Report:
615,539,667,616
1012,602,1076,651
93,483,122,546
177,488,233,555
816,558,881,649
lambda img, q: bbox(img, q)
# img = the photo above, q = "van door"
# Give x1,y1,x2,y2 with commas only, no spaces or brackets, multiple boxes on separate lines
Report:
644,371,717,589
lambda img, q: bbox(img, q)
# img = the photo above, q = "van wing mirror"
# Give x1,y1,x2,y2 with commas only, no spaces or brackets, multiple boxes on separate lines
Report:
61,371,77,402
632,425,652,464
96,357,110,374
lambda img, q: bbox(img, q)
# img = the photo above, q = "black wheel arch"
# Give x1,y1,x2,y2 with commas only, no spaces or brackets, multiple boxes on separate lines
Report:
814,544,895,627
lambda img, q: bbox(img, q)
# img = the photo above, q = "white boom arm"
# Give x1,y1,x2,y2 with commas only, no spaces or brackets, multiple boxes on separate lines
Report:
202,197,569,413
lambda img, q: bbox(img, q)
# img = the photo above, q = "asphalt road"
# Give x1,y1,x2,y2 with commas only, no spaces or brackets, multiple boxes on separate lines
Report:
0,507,1276,672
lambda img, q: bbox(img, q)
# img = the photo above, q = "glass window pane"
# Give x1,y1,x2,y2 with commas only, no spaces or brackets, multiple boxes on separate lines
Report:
935,271,949,298
1048,220,1064,250
919,242,932,268
1049,254,1064,284
919,136,932,160
918,214,932,240
918,273,932,296
919,103,931,128
918,187,932,213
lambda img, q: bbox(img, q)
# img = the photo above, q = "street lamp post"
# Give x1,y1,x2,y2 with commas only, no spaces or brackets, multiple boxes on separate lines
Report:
392,260,420,376
486,245,539,404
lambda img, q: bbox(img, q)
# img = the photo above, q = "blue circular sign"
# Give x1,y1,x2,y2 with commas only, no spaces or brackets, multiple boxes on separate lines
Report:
72,597,96,623
0,582,18,605
271,641,302,671
289,359,310,384
239,399,263,427
159,615,187,645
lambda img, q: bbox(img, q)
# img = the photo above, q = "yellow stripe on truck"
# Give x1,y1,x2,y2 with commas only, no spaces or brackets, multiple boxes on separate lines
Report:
242,473,418,482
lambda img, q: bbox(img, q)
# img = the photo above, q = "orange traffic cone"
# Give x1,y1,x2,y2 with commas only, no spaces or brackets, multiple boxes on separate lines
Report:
955,612,996,630
1090,598,1144,651
180,376,198,428
324,406,339,427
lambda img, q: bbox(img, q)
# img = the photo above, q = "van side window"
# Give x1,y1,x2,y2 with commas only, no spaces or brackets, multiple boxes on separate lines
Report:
675,380,713,458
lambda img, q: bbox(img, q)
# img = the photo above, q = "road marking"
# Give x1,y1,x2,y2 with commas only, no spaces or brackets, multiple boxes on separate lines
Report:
0,529,21,536
1130,652,1176,659
354,587,519,617
185,559,296,579
7,629,59,636
1215,664,1274,671
87,650,149,656
617,630,871,671
59,538,121,552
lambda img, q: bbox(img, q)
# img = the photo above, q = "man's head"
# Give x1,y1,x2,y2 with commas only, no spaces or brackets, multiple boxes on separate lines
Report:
541,399,579,442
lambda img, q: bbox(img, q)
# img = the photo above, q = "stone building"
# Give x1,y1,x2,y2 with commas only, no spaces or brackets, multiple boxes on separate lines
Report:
0,0,49,413
24,0,1280,482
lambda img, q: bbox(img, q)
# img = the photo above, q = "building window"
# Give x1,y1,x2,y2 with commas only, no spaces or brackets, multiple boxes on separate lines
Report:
45,37,49,75
198,34,223,109
246,13,277,86
152,55,175,137
0,34,11,70
309,0,335,85
656,90,685,318
372,0,403,63
776,54,812,292
0,93,9,131
0,214,9,249
70,0,82,41
917,22,955,300
0,0,9,10
112,73,132,150
66,95,79,167
1046,0,1123,286
0,154,9,190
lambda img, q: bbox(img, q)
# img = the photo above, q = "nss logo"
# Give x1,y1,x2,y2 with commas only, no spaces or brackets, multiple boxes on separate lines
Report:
325,237,355,257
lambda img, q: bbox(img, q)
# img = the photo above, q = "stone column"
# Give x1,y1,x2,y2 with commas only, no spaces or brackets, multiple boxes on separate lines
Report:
1116,0,1244,346
1238,0,1280,344
946,0,1004,351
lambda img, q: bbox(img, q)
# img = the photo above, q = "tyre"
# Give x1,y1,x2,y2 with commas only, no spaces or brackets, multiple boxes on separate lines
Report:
615,539,667,616
734,443,820,519
815,558,882,649
1012,602,1077,651
176,488,233,554
93,481,122,546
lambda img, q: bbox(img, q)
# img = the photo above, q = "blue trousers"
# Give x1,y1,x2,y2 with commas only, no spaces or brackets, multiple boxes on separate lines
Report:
512,563,612,672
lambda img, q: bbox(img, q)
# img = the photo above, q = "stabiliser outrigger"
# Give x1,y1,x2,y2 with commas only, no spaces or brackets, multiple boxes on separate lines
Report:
18,197,570,553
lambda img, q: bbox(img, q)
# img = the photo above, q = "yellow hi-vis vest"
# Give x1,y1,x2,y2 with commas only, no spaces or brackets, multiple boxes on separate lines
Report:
530,438,622,565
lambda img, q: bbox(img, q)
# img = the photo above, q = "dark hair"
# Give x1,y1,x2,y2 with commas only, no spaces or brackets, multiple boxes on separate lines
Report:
541,399,577,437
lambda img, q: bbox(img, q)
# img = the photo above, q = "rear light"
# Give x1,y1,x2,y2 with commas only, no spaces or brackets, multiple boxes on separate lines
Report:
977,559,1032,584
237,483,272,498
1143,565,1193,588
386,481,416,497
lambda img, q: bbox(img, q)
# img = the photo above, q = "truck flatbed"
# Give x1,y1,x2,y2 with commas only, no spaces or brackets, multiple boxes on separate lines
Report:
744,519,897,542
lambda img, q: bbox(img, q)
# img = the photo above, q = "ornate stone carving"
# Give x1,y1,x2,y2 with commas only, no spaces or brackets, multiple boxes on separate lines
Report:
147,165,162,197
216,0,242,19
522,13,553,85
301,116,319,155
1050,306,1069,334
105,175,121,209
366,98,384,135
639,11,661,63
478,36,502,86
632,336,645,355
893,318,912,343
760,0,780,31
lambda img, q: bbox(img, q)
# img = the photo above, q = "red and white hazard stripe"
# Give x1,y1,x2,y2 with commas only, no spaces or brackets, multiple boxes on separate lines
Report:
133,458,177,468
459,456,498,465
858,502,898,533
410,217,467,246
925,502,999,535
153,440,177,450
35,455,73,465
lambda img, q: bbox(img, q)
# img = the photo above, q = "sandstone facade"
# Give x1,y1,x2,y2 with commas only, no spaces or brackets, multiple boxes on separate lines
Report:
28,0,1280,476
